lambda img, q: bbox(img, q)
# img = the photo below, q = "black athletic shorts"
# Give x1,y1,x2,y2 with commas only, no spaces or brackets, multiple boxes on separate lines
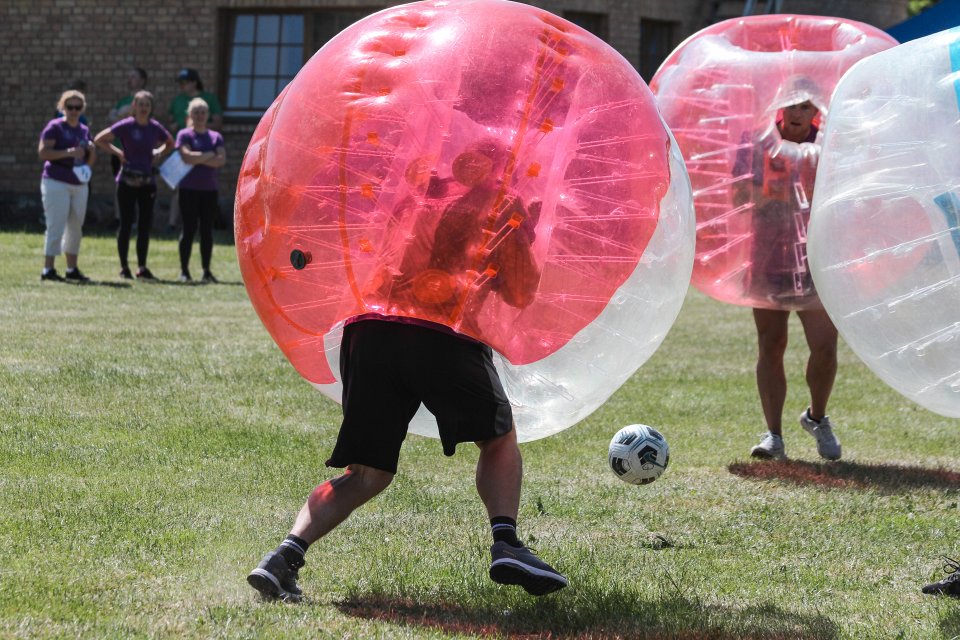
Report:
325,318,514,474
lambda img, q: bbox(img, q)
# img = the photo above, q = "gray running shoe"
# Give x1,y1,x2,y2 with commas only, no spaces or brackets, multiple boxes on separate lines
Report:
247,551,303,602
800,410,841,460
922,557,960,597
489,541,568,596
750,432,786,460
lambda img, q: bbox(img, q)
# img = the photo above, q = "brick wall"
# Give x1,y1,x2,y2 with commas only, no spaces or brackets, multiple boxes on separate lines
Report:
0,0,909,226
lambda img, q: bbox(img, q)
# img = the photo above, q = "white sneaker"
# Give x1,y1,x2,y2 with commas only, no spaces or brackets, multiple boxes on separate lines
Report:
800,410,842,460
750,432,786,460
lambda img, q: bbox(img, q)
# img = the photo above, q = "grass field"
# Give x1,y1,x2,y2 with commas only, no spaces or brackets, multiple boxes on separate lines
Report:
2,228,960,639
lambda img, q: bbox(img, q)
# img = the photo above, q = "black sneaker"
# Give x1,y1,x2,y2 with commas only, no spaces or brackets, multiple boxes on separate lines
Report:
119,267,134,280
41,269,65,282
489,541,568,596
64,268,90,283
922,557,960,597
135,267,157,281
201,270,218,284
247,550,303,602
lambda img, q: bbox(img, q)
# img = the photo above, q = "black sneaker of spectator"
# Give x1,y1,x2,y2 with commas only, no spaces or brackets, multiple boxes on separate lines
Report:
64,268,90,283
41,269,65,282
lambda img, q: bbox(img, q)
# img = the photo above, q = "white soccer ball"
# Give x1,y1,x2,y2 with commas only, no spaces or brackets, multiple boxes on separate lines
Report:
608,424,670,485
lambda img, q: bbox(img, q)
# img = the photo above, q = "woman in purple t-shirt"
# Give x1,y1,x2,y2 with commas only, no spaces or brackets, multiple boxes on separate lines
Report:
38,90,96,283
94,90,174,280
175,98,226,283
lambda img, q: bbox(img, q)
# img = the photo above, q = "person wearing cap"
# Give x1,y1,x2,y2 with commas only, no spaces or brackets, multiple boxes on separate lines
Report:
168,68,222,134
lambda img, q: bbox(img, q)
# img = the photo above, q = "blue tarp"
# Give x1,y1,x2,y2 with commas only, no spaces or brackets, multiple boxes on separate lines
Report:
886,0,960,42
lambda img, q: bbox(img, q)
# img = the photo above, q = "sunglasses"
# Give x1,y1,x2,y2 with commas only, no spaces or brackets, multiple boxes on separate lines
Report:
64,104,84,111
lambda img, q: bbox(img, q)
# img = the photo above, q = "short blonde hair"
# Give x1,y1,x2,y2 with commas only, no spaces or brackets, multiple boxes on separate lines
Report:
186,97,210,128
57,90,85,112
187,97,209,114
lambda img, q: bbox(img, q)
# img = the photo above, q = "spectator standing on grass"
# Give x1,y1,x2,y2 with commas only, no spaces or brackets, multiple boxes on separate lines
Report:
94,90,174,281
246,138,567,602
107,68,149,180
106,68,149,228
166,68,223,233
38,90,95,283
175,98,226,283
53,80,94,208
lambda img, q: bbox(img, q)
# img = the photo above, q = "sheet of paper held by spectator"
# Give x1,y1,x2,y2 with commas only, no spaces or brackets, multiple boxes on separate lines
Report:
159,152,193,190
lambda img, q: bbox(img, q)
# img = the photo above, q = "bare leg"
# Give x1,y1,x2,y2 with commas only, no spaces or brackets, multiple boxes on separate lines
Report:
44,255,55,270
753,308,790,436
289,464,393,545
476,428,521,520
65,252,78,270
797,308,838,420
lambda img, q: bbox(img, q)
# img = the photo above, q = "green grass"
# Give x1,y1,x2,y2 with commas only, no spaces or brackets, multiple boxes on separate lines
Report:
2,229,960,639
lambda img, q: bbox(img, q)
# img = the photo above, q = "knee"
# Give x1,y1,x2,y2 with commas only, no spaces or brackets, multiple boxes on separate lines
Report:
477,428,519,457
345,464,394,496
809,339,838,364
757,331,788,358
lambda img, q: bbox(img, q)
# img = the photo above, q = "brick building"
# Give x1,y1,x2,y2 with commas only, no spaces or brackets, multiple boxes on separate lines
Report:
0,0,909,226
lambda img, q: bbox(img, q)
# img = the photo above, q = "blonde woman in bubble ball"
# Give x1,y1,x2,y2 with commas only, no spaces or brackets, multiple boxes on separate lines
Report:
38,90,96,283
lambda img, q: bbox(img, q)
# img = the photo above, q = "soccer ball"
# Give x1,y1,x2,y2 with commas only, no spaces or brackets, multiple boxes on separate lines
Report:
608,424,670,485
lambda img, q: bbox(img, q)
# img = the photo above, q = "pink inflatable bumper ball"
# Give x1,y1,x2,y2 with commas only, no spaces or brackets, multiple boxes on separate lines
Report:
652,15,896,310
235,0,695,440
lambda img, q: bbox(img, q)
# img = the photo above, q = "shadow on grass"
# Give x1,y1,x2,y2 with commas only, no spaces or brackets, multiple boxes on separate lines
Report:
728,459,960,492
57,279,132,289
938,604,960,637
51,276,243,288
1,224,237,246
134,278,244,287
333,591,838,639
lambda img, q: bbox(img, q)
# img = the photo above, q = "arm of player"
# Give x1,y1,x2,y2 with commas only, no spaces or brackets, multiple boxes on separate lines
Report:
491,198,541,309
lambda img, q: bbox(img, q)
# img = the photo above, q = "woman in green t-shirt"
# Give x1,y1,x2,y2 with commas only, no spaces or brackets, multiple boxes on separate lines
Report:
167,68,223,134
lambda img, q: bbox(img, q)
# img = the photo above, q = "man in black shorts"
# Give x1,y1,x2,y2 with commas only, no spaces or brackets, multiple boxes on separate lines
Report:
247,139,567,601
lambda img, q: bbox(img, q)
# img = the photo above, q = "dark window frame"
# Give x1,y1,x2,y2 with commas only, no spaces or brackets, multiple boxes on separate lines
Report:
562,10,610,41
639,18,677,83
219,8,382,123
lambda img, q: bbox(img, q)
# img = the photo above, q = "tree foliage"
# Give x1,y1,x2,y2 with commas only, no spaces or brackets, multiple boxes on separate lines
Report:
908,0,942,16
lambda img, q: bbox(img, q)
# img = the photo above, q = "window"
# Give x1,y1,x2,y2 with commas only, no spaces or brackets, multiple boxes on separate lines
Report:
223,9,380,119
226,14,304,118
639,18,676,82
563,11,609,41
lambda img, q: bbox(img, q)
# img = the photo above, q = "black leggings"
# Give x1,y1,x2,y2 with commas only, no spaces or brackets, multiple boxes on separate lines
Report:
178,188,218,273
117,181,156,269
